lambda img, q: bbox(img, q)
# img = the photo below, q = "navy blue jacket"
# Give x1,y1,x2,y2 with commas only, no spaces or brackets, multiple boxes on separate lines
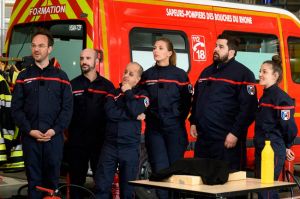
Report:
68,73,114,147
189,58,257,140
104,86,149,145
141,64,192,129
11,63,73,135
254,85,297,151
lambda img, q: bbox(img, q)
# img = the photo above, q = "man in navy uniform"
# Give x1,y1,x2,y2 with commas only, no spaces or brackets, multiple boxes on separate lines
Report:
95,62,148,199
189,33,257,171
12,28,73,199
67,48,114,198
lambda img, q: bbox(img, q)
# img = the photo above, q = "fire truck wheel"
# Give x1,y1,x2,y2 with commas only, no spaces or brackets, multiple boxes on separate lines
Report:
135,143,158,199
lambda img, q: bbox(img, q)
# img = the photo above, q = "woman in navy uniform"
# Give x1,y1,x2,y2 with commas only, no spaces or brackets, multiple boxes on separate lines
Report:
255,55,298,199
141,37,192,199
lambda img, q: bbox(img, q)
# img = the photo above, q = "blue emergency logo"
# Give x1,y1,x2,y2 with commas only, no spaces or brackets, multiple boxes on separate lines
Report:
247,85,255,95
188,84,193,94
144,97,150,107
281,110,290,120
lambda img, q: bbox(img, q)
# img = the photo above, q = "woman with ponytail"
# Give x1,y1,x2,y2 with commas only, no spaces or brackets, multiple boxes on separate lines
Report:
255,55,298,199
140,37,192,199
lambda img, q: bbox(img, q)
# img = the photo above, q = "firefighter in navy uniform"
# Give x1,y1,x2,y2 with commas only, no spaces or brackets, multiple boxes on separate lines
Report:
255,55,297,199
189,34,258,172
11,28,73,199
95,62,148,199
66,48,114,199
140,37,192,199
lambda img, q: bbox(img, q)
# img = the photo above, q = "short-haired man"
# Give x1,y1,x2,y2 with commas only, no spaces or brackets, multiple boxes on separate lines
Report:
66,48,114,198
95,62,148,199
11,28,73,198
189,34,258,171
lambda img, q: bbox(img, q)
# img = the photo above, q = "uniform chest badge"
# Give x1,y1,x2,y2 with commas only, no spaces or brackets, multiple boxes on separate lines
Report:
198,78,205,83
114,93,122,101
73,90,84,96
281,110,290,120
247,85,255,95
188,84,194,94
74,93,83,96
144,97,150,107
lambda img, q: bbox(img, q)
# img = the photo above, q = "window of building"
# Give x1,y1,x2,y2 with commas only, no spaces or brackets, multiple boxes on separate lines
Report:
5,6,13,18
288,37,300,83
130,28,190,72
224,31,279,80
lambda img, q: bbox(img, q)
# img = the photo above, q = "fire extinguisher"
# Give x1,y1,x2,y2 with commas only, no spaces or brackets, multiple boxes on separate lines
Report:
36,184,96,199
36,186,61,199
112,170,120,199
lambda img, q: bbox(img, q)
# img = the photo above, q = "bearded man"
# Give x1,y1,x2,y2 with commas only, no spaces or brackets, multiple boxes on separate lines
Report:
189,34,258,171
66,48,114,199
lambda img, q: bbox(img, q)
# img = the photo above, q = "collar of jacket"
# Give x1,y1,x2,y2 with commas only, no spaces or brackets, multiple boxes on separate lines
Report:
32,61,54,71
118,83,139,92
213,57,235,71
154,63,174,70
264,84,278,93
81,72,102,83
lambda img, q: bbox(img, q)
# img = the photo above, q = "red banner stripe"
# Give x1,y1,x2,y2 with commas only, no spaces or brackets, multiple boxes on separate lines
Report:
16,76,70,85
86,0,93,9
199,77,255,85
87,88,108,94
73,90,84,94
134,95,148,99
51,0,69,19
107,93,115,98
260,103,295,110
140,79,190,86
13,0,37,25
68,0,93,41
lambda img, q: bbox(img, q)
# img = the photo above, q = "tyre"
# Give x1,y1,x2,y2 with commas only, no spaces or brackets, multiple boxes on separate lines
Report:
135,142,158,199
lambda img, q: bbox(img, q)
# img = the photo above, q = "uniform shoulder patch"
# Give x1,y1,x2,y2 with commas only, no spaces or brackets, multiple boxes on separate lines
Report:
144,97,150,107
188,84,193,94
281,110,290,120
247,85,255,95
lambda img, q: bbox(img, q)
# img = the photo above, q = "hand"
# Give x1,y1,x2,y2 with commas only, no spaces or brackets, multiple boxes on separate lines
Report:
286,148,295,161
44,129,55,138
29,130,50,142
190,125,198,138
137,113,146,120
121,83,132,92
224,132,238,148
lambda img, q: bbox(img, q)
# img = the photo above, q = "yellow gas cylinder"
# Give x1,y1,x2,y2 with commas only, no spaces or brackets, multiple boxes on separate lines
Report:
261,140,274,184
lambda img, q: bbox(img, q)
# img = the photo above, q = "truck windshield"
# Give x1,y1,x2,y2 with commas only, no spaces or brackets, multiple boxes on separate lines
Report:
8,21,85,80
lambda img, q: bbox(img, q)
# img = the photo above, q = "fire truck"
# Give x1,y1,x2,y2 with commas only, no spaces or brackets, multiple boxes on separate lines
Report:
3,0,300,178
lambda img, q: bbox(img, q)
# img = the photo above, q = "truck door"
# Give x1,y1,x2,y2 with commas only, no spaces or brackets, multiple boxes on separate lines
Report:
283,35,300,162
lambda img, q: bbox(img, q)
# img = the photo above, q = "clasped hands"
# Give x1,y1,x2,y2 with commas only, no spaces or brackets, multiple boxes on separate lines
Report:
29,129,55,142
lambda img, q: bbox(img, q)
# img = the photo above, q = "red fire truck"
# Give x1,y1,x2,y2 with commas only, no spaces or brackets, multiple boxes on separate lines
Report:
4,0,300,178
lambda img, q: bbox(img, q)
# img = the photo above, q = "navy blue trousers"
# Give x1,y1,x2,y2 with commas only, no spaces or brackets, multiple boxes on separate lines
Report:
145,125,187,199
22,134,64,199
66,144,102,199
194,138,246,171
95,142,140,199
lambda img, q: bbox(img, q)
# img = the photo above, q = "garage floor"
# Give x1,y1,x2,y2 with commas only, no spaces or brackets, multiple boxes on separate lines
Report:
1,171,300,199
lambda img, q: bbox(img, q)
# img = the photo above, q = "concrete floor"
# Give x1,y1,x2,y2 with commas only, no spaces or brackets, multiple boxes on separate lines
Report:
1,171,300,199
0,171,27,199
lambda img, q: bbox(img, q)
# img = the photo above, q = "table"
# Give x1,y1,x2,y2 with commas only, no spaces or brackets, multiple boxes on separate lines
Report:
130,178,296,198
